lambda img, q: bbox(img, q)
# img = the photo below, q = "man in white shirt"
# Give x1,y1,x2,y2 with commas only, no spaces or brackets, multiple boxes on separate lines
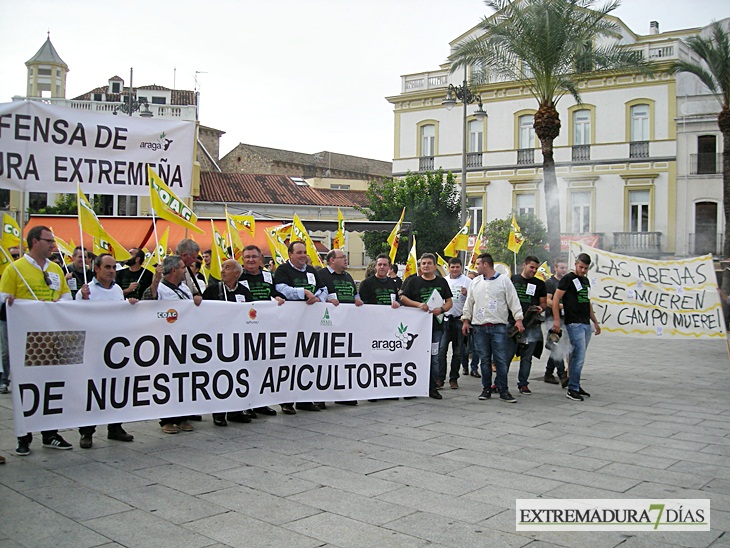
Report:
462,253,524,403
438,257,470,389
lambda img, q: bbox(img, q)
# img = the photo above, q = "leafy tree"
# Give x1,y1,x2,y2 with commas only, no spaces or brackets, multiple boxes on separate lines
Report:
670,22,730,257
450,0,651,260
27,193,102,215
483,214,549,266
360,169,460,262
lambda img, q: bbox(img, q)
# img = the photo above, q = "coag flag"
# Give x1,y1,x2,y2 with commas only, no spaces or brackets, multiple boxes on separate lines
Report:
76,189,131,261
49,228,75,263
507,214,524,254
535,261,552,281
436,253,449,276
265,230,287,266
444,217,471,257
403,235,418,279
291,214,323,267
148,166,204,234
0,213,21,274
154,226,170,265
332,208,345,250
228,213,255,240
468,221,486,272
225,209,244,253
387,207,405,263
209,220,230,279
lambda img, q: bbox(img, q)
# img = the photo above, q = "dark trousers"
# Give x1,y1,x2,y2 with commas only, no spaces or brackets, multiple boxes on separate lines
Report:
79,423,123,436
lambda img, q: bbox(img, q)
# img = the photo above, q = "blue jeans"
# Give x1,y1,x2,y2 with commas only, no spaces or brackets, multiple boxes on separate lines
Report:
461,334,481,372
565,323,592,391
509,324,541,388
429,326,443,391
438,316,463,381
471,324,510,394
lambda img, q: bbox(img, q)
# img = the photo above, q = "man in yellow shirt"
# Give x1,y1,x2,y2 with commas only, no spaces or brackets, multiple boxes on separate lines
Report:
0,225,72,456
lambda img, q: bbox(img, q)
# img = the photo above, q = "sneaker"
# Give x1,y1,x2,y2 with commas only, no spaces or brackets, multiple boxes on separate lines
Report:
79,435,93,449
177,421,194,432
578,388,591,398
161,423,179,434
42,434,72,450
0,382,8,394
499,392,517,403
16,440,30,456
478,389,491,400
449,380,458,389
107,426,134,442
566,390,584,401
429,390,443,400
543,375,559,385
490,384,499,394
518,386,532,395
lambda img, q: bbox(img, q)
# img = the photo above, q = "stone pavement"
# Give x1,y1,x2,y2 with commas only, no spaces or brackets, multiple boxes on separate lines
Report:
1,335,729,547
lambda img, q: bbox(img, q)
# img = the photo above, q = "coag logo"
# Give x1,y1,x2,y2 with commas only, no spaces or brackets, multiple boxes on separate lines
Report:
157,309,178,323
372,322,418,351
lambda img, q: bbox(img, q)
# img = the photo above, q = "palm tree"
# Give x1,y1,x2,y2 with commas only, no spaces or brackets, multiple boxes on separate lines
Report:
670,22,730,257
450,0,651,260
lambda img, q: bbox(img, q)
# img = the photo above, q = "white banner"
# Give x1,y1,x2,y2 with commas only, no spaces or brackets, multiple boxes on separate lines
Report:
569,242,725,339
7,300,431,434
0,101,195,196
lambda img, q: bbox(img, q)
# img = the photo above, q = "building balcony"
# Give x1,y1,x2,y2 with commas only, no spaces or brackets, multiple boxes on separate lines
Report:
612,231,662,258
402,70,449,93
517,148,535,165
572,145,591,162
419,156,434,172
629,141,649,159
17,96,198,121
690,153,723,175
467,152,482,168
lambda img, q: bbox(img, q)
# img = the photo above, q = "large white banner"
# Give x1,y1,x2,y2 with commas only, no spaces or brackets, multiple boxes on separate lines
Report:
0,101,195,196
7,300,431,434
570,242,725,339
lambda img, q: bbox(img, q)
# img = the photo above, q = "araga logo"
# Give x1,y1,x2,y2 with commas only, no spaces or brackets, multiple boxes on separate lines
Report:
372,322,418,351
140,131,173,151
157,309,178,323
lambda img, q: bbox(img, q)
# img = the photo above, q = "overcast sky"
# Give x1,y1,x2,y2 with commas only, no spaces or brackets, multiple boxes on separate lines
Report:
1,0,728,163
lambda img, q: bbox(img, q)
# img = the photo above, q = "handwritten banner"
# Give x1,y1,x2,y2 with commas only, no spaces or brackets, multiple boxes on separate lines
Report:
0,101,195,196
7,300,430,434
569,242,725,339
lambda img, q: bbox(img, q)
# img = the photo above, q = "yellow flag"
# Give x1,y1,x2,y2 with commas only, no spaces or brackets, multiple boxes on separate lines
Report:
77,189,131,261
444,216,471,257
265,230,287,266
49,228,74,259
387,207,405,263
291,214,323,268
468,221,486,271
507,214,524,254
229,213,255,239
225,209,244,252
141,248,157,274
268,224,291,266
154,226,170,265
403,235,418,279
209,220,230,279
535,261,552,281
332,208,345,250
2,213,20,249
148,166,204,234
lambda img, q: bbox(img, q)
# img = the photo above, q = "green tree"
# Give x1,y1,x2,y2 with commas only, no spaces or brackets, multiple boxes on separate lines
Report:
360,169,460,262
450,0,651,260
483,214,549,267
670,22,730,257
27,193,103,215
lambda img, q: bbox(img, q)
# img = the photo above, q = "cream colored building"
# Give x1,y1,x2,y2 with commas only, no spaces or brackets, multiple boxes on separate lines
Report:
388,14,728,258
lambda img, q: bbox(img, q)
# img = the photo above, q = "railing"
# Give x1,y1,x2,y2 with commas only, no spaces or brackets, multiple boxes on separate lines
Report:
688,233,723,256
649,45,674,59
517,149,535,165
629,141,649,159
402,71,449,93
690,153,723,175
572,145,591,162
419,156,434,171
612,232,662,257
19,97,197,120
467,152,482,168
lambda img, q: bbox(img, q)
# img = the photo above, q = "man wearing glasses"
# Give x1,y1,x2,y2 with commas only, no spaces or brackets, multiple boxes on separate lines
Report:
0,225,73,456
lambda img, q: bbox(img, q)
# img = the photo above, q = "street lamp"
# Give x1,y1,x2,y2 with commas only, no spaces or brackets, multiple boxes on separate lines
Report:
443,77,486,227
113,67,153,117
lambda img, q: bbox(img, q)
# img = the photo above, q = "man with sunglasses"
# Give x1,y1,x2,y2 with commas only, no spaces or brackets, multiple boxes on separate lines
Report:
0,225,73,455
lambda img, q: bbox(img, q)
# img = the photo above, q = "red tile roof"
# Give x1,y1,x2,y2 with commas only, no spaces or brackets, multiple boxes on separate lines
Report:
197,172,369,208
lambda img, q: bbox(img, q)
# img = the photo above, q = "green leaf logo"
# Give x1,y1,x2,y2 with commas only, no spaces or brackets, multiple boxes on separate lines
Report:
398,323,407,334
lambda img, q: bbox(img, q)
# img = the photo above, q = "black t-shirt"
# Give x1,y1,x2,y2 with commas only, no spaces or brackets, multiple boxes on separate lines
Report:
557,272,591,324
202,281,253,302
545,275,560,319
239,268,282,301
401,275,453,329
273,262,319,299
67,264,93,299
359,275,399,305
116,267,153,300
511,274,547,314
317,268,357,303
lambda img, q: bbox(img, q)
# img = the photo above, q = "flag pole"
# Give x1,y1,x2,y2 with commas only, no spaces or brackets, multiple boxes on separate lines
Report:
0,247,39,301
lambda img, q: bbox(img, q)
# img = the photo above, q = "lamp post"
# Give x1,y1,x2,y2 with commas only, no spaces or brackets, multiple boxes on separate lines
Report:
442,75,486,227
113,68,153,117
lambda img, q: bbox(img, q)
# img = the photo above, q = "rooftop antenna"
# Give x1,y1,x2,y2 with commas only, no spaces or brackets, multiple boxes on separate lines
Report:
173,67,176,90
194,71,207,122
194,71,208,94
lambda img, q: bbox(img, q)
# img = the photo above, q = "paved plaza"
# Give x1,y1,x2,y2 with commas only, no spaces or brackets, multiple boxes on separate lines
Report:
1,335,729,547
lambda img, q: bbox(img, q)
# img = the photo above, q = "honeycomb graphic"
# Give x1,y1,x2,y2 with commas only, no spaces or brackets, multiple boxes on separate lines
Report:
24,331,86,366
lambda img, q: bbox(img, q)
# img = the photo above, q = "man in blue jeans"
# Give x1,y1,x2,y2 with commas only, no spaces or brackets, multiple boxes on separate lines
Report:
552,252,601,401
462,253,524,403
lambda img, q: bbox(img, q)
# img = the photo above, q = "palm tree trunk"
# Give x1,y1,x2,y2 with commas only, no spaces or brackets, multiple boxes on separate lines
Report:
540,137,562,261
721,108,730,258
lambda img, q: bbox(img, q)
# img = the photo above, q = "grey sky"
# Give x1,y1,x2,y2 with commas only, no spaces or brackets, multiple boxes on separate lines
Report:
1,0,727,162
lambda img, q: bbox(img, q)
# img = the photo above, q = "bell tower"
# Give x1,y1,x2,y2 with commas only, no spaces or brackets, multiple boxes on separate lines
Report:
25,33,69,98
